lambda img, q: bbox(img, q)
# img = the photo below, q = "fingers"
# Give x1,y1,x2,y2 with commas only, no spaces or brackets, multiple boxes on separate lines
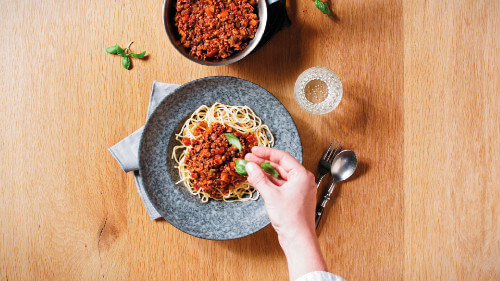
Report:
266,162,289,183
250,147,301,172
244,153,265,164
245,153,289,181
245,162,277,199
268,175,287,186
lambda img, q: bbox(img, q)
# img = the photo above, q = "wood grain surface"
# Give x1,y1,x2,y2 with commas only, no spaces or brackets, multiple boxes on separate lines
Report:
403,1,499,279
0,0,497,280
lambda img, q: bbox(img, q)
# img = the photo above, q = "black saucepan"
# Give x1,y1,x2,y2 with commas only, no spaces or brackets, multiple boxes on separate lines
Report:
163,0,289,66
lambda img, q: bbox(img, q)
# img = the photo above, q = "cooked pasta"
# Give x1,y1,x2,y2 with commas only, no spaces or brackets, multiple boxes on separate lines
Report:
172,103,274,202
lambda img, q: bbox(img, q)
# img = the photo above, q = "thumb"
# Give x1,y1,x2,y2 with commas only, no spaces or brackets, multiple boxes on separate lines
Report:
246,162,276,198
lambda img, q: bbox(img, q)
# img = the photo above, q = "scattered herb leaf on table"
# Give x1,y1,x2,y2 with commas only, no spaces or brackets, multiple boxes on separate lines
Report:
105,41,147,70
314,0,333,18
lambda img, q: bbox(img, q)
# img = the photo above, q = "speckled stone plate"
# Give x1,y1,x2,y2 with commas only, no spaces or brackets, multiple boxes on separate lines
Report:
139,76,302,240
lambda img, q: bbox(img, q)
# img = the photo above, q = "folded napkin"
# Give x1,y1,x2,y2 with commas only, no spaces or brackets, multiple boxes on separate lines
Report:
109,81,180,220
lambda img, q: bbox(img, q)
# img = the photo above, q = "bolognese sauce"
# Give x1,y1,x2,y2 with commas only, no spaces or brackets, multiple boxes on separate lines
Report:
183,122,257,199
174,0,259,60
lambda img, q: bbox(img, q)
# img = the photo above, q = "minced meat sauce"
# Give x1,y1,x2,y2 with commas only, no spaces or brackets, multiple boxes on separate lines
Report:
174,0,259,60
183,122,257,199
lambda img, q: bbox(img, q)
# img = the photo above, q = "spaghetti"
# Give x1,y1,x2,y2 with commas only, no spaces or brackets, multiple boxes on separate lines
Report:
172,103,274,202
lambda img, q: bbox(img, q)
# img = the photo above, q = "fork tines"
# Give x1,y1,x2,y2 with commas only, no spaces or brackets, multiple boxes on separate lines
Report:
322,139,343,162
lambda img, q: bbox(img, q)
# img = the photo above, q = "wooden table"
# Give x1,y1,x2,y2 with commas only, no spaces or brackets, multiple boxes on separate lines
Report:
1,0,498,280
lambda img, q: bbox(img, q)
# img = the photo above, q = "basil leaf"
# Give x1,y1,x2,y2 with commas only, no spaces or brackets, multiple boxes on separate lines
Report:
224,133,242,151
106,44,123,54
105,46,117,54
235,165,247,175
118,53,131,57
122,56,131,69
235,159,249,176
260,162,279,178
233,159,280,178
132,51,146,59
325,7,333,18
314,0,332,18
235,159,248,166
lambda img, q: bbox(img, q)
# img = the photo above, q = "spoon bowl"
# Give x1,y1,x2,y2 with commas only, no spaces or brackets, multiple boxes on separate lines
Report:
331,150,357,182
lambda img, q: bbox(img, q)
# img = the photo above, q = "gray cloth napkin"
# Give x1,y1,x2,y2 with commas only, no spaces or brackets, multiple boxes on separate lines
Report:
108,81,180,220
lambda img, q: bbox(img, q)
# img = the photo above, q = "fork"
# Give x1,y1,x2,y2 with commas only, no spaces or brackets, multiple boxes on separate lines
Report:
316,139,343,187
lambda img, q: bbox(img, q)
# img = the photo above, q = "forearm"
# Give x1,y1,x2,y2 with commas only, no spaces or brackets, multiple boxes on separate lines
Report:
279,229,328,281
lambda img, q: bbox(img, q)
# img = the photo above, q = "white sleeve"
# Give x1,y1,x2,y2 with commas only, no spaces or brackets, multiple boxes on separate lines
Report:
294,271,346,281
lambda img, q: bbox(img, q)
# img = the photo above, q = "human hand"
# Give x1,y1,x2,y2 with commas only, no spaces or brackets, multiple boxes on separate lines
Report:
244,146,317,241
245,147,327,280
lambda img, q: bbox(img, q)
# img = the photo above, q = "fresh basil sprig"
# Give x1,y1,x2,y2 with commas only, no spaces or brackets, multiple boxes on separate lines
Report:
106,41,146,70
234,159,280,178
224,133,242,151
314,0,333,18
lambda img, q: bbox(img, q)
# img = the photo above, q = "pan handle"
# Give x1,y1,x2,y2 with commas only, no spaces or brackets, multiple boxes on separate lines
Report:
254,0,290,49
265,0,291,30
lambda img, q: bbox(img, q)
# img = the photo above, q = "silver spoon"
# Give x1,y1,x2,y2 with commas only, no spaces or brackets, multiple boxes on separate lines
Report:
315,150,357,229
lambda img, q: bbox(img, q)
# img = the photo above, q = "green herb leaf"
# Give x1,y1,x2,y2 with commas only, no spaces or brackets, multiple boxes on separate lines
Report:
132,51,146,59
106,41,147,70
233,159,280,178
224,133,242,151
121,56,131,69
235,159,249,176
314,0,333,18
106,44,123,54
260,162,279,178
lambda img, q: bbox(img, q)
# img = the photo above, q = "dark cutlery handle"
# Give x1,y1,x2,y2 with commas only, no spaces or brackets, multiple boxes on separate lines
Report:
315,207,325,228
315,182,336,229
316,173,327,187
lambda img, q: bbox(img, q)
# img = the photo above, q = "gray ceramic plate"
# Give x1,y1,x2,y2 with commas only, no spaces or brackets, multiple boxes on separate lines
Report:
139,76,302,240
